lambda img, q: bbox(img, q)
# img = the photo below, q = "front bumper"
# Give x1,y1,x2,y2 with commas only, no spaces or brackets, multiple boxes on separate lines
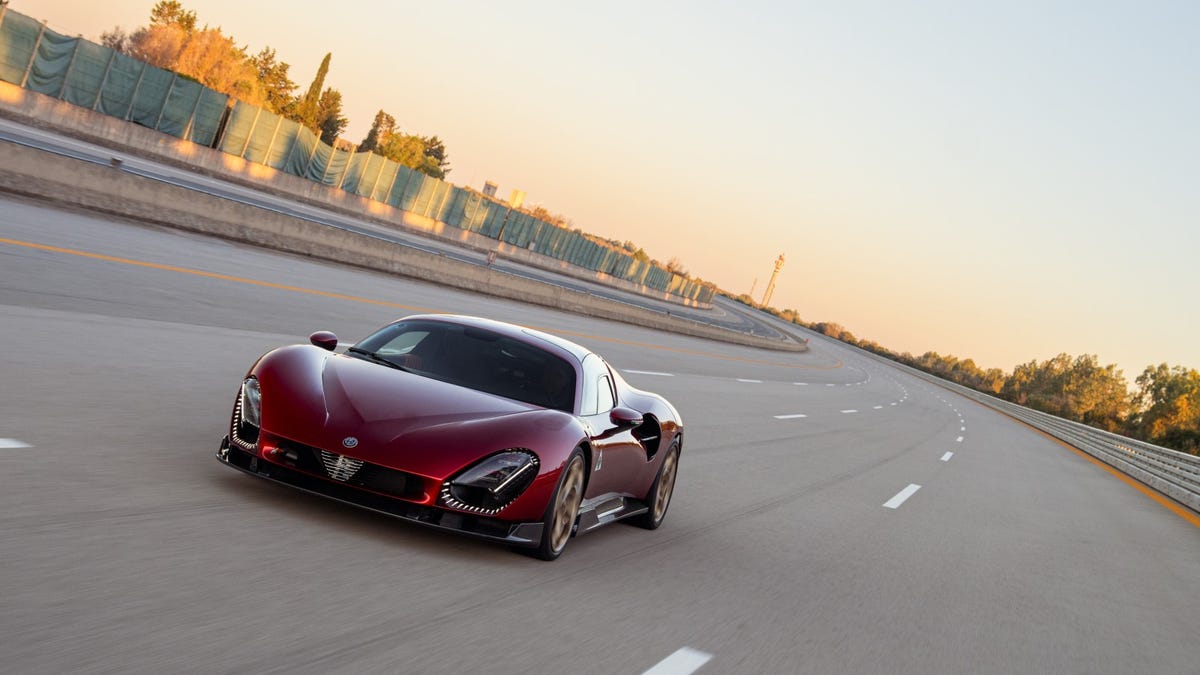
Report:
216,437,544,547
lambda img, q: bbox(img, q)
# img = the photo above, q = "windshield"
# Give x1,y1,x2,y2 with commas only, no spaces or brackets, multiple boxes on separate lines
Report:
352,320,577,412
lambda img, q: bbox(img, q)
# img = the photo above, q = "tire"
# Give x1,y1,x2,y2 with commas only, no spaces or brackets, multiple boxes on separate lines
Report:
632,441,679,530
530,449,586,561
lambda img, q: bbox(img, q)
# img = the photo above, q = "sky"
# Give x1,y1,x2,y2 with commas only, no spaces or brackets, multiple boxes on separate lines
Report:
12,0,1200,380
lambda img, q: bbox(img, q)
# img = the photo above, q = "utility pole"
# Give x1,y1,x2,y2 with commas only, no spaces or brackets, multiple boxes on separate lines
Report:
761,254,785,307
748,278,758,299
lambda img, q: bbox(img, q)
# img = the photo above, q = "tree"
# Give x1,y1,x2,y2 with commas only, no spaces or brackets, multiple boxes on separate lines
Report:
100,27,131,53
1001,353,1129,431
295,52,331,131
358,109,451,179
316,88,348,145
249,47,296,115
150,0,197,32
173,28,264,106
127,21,187,70
358,110,396,154
108,2,269,107
1134,364,1200,453
422,135,450,175
666,257,688,276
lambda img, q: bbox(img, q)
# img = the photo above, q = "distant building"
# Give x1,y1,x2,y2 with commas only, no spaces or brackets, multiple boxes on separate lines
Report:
509,189,526,209
483,181,498,197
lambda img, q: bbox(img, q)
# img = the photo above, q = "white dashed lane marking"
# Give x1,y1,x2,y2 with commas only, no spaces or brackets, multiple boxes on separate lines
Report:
623,370,675,377
0,439,32,449
956,436,964,443
774,413,808,419
841,409,858,414
883,484,922,509
643,647,713,675
941,452,954,462
737,378,763,383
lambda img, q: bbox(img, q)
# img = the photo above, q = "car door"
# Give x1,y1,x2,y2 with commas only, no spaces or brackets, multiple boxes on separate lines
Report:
578,355,645,499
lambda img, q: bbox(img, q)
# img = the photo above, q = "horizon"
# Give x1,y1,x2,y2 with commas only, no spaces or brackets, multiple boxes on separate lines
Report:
14,0,1199,380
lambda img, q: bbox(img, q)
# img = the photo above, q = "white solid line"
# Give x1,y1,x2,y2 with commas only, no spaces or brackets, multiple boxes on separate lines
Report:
955,436,964,443
0,439,31,449
643,647,713,675
736,378,762,383
624,370,675,377
941,452,954,462
774,413,808,419
883,484,922,509
841,409,858,414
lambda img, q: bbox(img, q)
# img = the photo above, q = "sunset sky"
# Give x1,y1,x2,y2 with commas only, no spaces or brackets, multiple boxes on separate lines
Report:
13,0,1199,379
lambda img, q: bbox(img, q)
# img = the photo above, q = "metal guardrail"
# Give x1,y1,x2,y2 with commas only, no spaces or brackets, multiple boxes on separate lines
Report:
883,357,1200,514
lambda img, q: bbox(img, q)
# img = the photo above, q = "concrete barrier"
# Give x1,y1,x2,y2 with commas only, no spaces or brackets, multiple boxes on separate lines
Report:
0,81,713,310
0,140,808,352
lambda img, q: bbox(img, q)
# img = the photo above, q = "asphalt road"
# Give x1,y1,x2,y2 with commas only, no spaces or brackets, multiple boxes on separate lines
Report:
2,199,1199,674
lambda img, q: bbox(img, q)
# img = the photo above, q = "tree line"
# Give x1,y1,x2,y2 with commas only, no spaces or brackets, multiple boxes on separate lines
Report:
735,297,1200,455
102,1,449,178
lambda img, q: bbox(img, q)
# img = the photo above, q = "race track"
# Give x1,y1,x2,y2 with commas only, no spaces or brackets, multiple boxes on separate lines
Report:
2,197,1198,674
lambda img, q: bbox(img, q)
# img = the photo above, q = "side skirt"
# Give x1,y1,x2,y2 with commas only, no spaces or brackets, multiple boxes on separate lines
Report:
575,493,649,535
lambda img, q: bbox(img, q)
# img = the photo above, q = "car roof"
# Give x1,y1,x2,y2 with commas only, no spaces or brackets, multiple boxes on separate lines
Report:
399,314,594,364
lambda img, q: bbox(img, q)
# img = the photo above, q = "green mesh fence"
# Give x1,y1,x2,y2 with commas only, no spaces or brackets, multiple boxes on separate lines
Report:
61,39,107,109
95,51,142,119
0,7,714,304
0,11,40,84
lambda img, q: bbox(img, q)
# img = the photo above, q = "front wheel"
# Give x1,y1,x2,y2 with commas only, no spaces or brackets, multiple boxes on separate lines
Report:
632,441,679,530
531,449,585,561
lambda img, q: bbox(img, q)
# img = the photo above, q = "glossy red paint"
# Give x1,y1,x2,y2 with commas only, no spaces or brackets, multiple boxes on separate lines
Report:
219,314,683,555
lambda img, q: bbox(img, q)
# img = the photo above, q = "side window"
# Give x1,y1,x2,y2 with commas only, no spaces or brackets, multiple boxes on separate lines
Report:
596,375,616,413
579,354,610,416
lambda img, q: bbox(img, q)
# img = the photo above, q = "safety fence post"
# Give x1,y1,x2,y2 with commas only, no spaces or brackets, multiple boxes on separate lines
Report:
238,105,262,157
181,87,204,141
91,48,117,111
19,20,46,88
123,61,145,121
152,72,177,131
261,113,282,161
54,36,80,99
335,151,352,191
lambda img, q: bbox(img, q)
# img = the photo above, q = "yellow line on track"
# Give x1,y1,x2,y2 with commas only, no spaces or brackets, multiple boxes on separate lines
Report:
1019,419,1200,529
1,236,839,369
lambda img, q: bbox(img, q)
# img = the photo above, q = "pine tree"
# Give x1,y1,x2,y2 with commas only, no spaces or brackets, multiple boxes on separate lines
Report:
295,52,330,131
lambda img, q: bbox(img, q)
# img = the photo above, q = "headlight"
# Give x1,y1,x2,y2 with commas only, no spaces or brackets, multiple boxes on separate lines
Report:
441,450,540,514
240,378,262,428
231,377,262,447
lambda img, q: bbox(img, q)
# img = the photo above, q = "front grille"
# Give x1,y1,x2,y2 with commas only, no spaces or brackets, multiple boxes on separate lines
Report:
318,450,364,481
271,438,425,501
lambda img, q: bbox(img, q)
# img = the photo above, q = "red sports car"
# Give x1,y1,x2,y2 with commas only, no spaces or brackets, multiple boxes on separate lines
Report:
218,314,683,560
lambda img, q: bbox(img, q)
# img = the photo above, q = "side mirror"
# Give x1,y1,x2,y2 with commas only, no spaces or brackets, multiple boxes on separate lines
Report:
609,406,643,429
309,331,337,351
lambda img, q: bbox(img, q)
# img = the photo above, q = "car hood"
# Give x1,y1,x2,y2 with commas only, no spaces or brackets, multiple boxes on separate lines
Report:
256,347,568,477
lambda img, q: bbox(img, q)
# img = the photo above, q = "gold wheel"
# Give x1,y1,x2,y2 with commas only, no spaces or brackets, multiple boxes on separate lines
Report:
547,455,584,555
651,447,678,524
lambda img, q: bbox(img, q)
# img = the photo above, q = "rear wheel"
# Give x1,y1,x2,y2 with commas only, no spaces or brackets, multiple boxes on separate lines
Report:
532,449,585,561
633,441,679,530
